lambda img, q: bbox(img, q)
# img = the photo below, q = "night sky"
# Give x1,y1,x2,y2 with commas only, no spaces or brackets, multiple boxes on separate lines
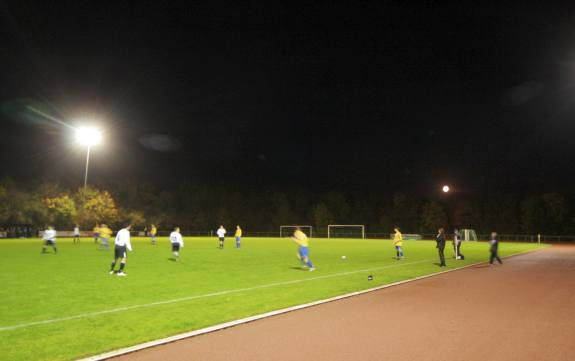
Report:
2,1,575,195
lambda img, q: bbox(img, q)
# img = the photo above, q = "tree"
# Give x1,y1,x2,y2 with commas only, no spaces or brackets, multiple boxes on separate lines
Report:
312,202,334,233
421,200,447,233
44,194,77,227
76,187,119,227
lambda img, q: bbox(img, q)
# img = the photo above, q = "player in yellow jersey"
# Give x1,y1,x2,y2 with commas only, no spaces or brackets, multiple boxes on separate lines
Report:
393,227,404,260
291,227,315,271
98,224,113,250
150,224,157,245
235,225,242,249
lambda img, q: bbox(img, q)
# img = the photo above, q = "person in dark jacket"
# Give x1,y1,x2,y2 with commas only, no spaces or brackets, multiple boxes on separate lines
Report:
489,231,503,265
436,227,446,267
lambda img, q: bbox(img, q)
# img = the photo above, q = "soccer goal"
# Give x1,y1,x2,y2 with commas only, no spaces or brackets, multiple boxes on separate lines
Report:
280,225,313,238
461,229,478,241
327,224,365,239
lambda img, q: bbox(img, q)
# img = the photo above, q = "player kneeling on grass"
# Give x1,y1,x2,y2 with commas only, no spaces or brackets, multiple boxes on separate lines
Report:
170,227,184,260
98,224,113,250
217,225,226,249
393,227,404,260
291,227,315,271
41,226,57,254
110,224,132,276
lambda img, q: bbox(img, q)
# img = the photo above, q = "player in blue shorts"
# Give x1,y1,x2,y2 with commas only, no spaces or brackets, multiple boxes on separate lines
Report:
291,227,315,271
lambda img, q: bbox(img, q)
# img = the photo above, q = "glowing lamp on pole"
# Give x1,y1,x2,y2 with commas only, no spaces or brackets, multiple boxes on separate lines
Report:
75,127,102,194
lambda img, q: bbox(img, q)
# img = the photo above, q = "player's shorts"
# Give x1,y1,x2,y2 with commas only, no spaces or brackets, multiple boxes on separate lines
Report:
395,245,402,251
299,246,309,257
235,236,241,242
172,243,180,252
94,233,99,237
219,237,224,242
101,237,109,244
44,239,55,246
114,245,127,259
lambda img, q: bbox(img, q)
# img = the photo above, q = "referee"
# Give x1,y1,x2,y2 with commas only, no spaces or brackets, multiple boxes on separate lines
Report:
110,224,132,276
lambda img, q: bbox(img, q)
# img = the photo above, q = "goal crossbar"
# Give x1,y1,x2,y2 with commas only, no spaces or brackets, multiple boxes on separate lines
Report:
280,225,313,238
327,224,365,239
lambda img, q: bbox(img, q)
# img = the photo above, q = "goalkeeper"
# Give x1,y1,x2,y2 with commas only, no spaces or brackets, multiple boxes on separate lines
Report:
291,227,315,271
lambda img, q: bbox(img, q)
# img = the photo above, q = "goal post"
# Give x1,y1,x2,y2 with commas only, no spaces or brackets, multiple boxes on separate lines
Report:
280,225,313,238
461,229,478,241
327,224,365,239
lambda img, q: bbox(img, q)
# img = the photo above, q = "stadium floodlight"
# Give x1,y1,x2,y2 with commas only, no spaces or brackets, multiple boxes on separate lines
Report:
75,127,102,194
442,185,450,193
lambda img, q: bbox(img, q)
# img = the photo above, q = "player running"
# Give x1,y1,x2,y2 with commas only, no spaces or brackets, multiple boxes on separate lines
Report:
73,224,80,244
169,227,184,261
41,226,57,254
217,225,226,249
98,224,113,250
93,223,100,243
291,227,315,271
150,224,158,245
110,224,132,276
393,227,404,260
235,225,242,249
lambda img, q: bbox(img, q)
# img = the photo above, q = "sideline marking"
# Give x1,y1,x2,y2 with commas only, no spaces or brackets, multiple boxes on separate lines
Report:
0,260,429,332
80,246,548,361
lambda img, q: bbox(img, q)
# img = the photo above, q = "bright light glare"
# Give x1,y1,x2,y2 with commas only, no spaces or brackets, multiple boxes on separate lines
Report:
75,127,102,146
442,185,450,193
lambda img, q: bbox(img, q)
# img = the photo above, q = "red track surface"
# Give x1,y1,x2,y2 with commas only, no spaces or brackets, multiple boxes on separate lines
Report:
112,246,575,361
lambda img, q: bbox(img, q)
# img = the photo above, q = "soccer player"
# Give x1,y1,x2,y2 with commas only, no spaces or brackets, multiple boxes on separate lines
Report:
73,224,80,244
291,227,315,271
41,226,57,254
393,227,404,260
489,231,503,265
98,224,113,250
150,224,157,245
110,224,132,276
217,225,226,249
453,228,464,260
235,225,242,249
169,227,184,260
93,223,100,243
436,227,446,267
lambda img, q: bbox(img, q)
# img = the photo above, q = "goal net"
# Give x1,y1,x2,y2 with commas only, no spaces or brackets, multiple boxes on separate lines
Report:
280,225,313,238
461,229,478,241
327,225,365,239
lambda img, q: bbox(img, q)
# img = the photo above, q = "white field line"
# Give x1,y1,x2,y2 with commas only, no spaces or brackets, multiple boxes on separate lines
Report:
79,246,548,361
0,260,430,333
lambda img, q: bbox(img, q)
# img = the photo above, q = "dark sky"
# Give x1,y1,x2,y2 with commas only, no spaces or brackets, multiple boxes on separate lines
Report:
2,1,575,195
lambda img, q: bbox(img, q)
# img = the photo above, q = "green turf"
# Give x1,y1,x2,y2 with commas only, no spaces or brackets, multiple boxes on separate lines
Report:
0,237,546,361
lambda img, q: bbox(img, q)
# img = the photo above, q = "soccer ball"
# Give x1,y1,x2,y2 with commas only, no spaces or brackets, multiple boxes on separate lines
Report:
341,256,347,260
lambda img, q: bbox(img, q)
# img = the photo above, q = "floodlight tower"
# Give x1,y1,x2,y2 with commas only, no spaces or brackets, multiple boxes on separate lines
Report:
75,127,102,194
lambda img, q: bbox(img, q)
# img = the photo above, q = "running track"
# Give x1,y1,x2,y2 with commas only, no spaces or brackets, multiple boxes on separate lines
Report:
111,246,575,361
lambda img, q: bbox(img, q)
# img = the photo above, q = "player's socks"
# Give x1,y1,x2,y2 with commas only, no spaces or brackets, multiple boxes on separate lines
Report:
307,260,314,268
54,247,57,253
119,262,126,272
110,261,116,271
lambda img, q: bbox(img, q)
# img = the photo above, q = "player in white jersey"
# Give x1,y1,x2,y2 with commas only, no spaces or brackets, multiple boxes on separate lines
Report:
169,227,185,261
41,226,57,254
217,225,226,249
73,225,80,244
110,224,132,276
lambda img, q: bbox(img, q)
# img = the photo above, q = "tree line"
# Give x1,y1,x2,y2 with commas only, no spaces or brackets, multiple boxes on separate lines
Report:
0,178,573,235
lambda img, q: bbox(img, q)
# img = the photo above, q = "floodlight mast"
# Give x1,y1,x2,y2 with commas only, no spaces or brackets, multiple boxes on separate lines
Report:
75,127,102,195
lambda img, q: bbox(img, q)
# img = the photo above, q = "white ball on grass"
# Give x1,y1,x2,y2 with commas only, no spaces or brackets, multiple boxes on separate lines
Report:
341,256,347,260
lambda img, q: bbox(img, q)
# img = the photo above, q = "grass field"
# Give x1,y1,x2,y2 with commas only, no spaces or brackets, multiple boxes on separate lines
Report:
0,236,546,361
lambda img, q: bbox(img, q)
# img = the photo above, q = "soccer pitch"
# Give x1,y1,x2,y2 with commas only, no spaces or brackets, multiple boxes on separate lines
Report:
0,237,546,361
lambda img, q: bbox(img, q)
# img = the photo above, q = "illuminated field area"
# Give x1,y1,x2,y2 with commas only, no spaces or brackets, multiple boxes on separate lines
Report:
0,237,546,361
